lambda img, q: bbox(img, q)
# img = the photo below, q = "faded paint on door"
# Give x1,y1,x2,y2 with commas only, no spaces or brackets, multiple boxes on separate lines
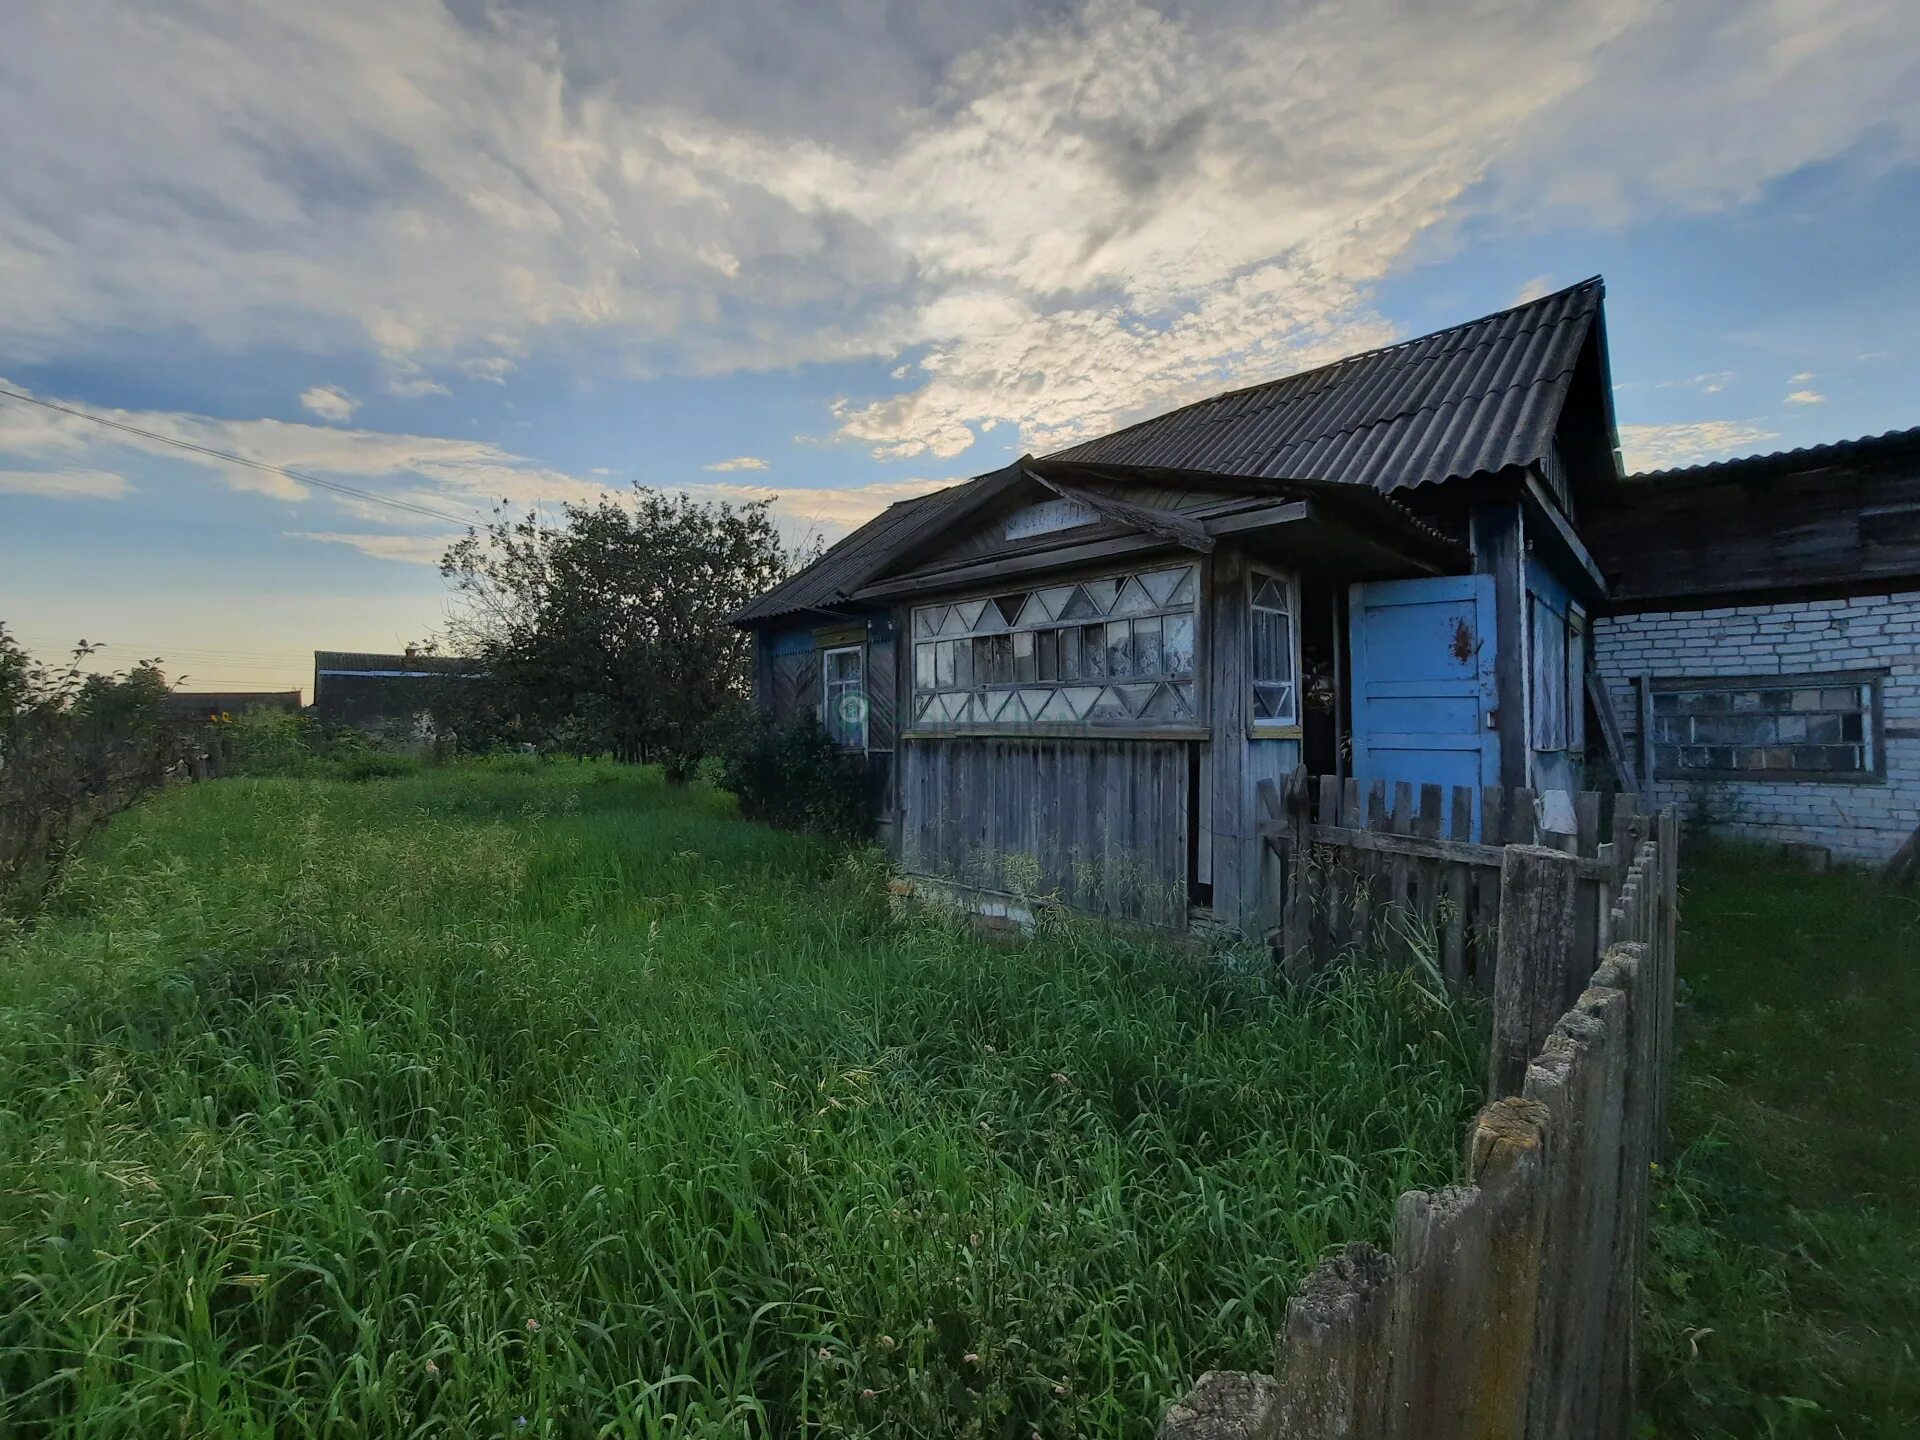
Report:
1349,575,1500,829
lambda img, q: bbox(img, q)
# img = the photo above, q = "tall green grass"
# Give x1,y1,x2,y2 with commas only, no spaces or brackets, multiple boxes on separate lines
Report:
0,763,1484,1438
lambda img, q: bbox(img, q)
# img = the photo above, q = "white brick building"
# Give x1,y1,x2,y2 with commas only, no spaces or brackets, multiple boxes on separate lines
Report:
1586,431,1920,866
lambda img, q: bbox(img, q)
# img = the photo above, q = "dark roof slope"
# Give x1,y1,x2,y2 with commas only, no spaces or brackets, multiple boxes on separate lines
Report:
1048,278,1602,491
1624,426,1920,486
313,651,477,674
733,470,1000,624
737,279,1605,625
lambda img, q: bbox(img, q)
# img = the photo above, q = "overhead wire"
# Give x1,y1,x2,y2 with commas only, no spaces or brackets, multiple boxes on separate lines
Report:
0,384,482,528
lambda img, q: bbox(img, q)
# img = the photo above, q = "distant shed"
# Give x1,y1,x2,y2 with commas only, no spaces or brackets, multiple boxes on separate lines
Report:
312,651,478,731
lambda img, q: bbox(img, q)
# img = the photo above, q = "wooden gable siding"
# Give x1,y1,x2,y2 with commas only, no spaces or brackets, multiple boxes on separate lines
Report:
1589,453,1920,607
898,736,1191,929
894,478,1252,580
770,648,820,727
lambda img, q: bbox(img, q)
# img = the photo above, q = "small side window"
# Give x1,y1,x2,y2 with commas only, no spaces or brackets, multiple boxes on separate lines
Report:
822,645,867,750
1249,570,1297,726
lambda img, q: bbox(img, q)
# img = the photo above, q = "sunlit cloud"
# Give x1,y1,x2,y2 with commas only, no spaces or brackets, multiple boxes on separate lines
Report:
299,386,358,423
1618,419,1780,471
702,456,769,472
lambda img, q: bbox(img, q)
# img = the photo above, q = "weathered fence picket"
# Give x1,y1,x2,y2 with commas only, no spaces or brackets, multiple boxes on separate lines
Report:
1160,812,1681,1440
1259,767,1649,993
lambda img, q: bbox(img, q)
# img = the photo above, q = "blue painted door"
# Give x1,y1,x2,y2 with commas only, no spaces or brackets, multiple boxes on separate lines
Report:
1349,575,1499,820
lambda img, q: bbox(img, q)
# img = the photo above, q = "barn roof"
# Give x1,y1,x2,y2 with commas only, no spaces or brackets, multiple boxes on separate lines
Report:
737,278,1605,624
1623,425,1920,485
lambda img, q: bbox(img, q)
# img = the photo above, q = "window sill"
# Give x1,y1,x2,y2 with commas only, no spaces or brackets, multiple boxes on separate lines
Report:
1656,769,1886,786
903,724,1209,743
1248,723,1302,741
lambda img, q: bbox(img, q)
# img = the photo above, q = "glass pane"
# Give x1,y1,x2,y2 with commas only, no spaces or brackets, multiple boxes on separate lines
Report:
1252,608,1292,684
1133,614,1163,677
935,641,956,688
914,643,934,691
980,632,1012,685
953,637,973,689
1082,623,1109,679
1012,630,1036,684
1164,614,1194,676
1035,628,1058,682
1058,625,1083,680
1253,576,1288,612
1105,619,1132,678
826,648,861,682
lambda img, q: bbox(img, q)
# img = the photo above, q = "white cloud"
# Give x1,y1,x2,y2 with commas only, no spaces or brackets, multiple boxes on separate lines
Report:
0,378,618,514
1512,275,1556,305
679,477,956,539
299,385,358,423
1653,371,1732,395
702,455,769,472
1789,371,1817,383
1618,419,1780,471
0,0,1914,467
288,530,455,565
0,466,131,500
1785,388,1827,405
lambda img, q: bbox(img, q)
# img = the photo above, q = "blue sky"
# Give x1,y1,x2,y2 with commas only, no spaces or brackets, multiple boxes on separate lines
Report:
2,0,1917,693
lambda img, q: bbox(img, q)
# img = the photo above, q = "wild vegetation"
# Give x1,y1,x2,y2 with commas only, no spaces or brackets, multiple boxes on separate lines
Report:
431,489,809,765
0,763,1484,1438
1640,848,1919,1438
0,625,182,917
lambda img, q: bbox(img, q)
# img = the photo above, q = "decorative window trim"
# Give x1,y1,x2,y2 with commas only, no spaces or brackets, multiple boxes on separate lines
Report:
907,562,1200,731
822,643,867,751
1648,669,1885,784
1248,567,1299,730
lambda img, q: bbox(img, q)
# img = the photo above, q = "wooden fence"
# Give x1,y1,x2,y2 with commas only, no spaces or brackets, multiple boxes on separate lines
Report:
1256,770,1653,995
1160,810,1680,1440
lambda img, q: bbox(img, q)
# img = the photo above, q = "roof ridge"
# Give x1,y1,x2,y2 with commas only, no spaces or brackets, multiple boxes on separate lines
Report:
1044,275,1602,458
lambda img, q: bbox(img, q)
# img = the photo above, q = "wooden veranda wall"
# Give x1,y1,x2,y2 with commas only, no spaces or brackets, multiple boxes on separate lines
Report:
1159,813,1681,1440
897,737,1191,929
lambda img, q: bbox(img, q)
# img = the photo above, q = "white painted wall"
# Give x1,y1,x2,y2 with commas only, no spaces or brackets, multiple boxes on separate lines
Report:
1592,590,1920,863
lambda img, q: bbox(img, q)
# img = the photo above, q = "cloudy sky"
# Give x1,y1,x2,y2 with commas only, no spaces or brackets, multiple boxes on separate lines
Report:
2,0,1917,691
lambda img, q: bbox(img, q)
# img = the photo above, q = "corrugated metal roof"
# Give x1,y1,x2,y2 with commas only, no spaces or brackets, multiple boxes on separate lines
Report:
1625,425,1920,485
731,470,1003,623
1047,278,1602,491
736,279,1604,624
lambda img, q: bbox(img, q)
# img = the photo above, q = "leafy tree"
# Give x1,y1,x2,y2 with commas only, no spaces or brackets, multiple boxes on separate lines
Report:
434,488,807,763
0,625,182,912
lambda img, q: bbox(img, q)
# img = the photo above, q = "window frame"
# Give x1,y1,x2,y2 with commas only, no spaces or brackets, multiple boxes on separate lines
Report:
903,559,1203,735
1648,669,1886,785
821,642,868,752
1247,566,1300,732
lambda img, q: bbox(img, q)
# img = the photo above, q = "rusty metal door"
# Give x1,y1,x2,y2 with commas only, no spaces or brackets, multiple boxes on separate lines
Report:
1348,575,1500,825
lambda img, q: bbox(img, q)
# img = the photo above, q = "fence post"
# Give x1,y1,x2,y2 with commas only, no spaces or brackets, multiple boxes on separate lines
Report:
1489,845,1580,1098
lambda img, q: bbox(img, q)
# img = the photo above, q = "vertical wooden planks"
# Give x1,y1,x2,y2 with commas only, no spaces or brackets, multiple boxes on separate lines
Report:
1490,846,1580,1098
1443,786,1473,987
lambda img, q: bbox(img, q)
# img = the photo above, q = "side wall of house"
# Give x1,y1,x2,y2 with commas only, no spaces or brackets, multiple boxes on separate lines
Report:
1592,589,1920,863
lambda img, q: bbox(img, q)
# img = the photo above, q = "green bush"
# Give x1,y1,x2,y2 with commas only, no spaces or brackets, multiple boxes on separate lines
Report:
718,714,874,839
224,708,319,776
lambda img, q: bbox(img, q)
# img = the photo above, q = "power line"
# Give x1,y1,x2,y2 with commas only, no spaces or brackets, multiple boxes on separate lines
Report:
0,385,481,528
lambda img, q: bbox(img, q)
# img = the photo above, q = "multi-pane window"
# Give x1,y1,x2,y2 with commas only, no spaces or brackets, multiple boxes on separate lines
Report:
909,564,1198,728
1651,672,1881,780
1249,571,1296,725
822,645,866,749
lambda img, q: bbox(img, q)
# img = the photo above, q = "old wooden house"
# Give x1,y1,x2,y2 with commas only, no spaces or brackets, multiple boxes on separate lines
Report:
735,278,1626,933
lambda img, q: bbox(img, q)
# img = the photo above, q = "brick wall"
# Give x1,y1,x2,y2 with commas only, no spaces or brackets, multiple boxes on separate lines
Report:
1592,589,1920,863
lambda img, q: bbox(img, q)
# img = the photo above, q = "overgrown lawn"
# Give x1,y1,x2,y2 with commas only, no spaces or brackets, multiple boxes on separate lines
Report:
1641,848,1920,1437
0,763,1484,1438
